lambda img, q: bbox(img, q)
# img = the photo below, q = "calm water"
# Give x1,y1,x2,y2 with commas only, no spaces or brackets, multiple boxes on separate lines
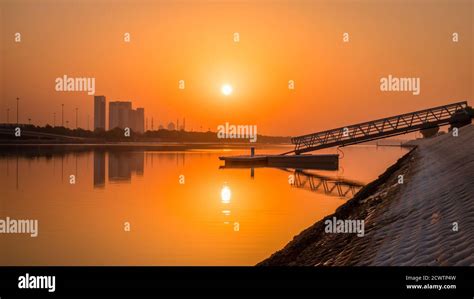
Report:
0,145,406,265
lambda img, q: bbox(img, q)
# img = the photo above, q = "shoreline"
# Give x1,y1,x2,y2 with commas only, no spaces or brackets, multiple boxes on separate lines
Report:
259,124,474,266
0,142,293,155
0,141,406,155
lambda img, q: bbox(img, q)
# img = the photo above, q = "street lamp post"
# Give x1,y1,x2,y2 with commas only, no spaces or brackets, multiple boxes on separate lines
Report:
16,97,19,124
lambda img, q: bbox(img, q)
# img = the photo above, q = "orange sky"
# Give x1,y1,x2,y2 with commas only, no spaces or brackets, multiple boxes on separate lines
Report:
1,0,472,135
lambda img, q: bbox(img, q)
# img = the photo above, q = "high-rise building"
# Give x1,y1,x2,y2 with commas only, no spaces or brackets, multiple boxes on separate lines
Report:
94,96,106,130
109,101,132,130
135,108,145,133
109,101,144,133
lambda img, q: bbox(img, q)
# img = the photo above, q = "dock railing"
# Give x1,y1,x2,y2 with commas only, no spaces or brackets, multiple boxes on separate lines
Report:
290,101,469,154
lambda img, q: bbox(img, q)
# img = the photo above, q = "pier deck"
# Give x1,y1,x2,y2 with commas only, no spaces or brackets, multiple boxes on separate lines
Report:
219,154,339,170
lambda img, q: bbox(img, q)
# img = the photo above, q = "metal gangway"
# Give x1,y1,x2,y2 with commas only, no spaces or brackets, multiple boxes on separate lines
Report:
289,101,469,155
292,170,364,198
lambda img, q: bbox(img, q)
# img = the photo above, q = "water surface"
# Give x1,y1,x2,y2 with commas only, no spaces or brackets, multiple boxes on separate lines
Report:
0,145,406,265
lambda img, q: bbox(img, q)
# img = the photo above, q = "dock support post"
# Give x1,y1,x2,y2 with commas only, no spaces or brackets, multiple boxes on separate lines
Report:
250,147,255,157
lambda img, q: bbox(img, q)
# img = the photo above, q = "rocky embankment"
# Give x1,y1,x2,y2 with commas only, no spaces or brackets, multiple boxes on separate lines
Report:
259,125,474,266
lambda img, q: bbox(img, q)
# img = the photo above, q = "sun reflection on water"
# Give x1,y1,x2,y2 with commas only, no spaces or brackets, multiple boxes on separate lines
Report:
220,185,231,204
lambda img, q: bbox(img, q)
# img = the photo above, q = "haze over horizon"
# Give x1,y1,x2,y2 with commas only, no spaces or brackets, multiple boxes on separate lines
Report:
1,0,472,135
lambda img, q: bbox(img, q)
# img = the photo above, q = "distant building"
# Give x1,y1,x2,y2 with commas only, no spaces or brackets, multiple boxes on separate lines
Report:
94,96,106,130
108,101,144,133
167,122,175,130
131,108,145,133
109,101,131,130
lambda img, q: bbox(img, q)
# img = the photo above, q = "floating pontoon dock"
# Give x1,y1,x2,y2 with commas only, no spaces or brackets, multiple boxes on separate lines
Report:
219,154,339,170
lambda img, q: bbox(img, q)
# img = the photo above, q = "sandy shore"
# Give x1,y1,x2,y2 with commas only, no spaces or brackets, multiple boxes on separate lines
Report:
259,124,474,266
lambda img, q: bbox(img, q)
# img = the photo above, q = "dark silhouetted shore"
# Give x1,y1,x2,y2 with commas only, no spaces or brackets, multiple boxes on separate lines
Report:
259,125,474,266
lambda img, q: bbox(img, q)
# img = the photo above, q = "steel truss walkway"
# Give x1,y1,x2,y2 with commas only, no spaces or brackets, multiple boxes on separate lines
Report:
290,101,469,155
292,170,364,198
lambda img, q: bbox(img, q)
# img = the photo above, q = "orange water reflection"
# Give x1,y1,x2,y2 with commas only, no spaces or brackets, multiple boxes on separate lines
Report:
0,146,406,265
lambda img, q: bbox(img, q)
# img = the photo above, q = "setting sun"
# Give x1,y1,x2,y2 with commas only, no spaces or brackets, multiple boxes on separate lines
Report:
221,84,233,96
